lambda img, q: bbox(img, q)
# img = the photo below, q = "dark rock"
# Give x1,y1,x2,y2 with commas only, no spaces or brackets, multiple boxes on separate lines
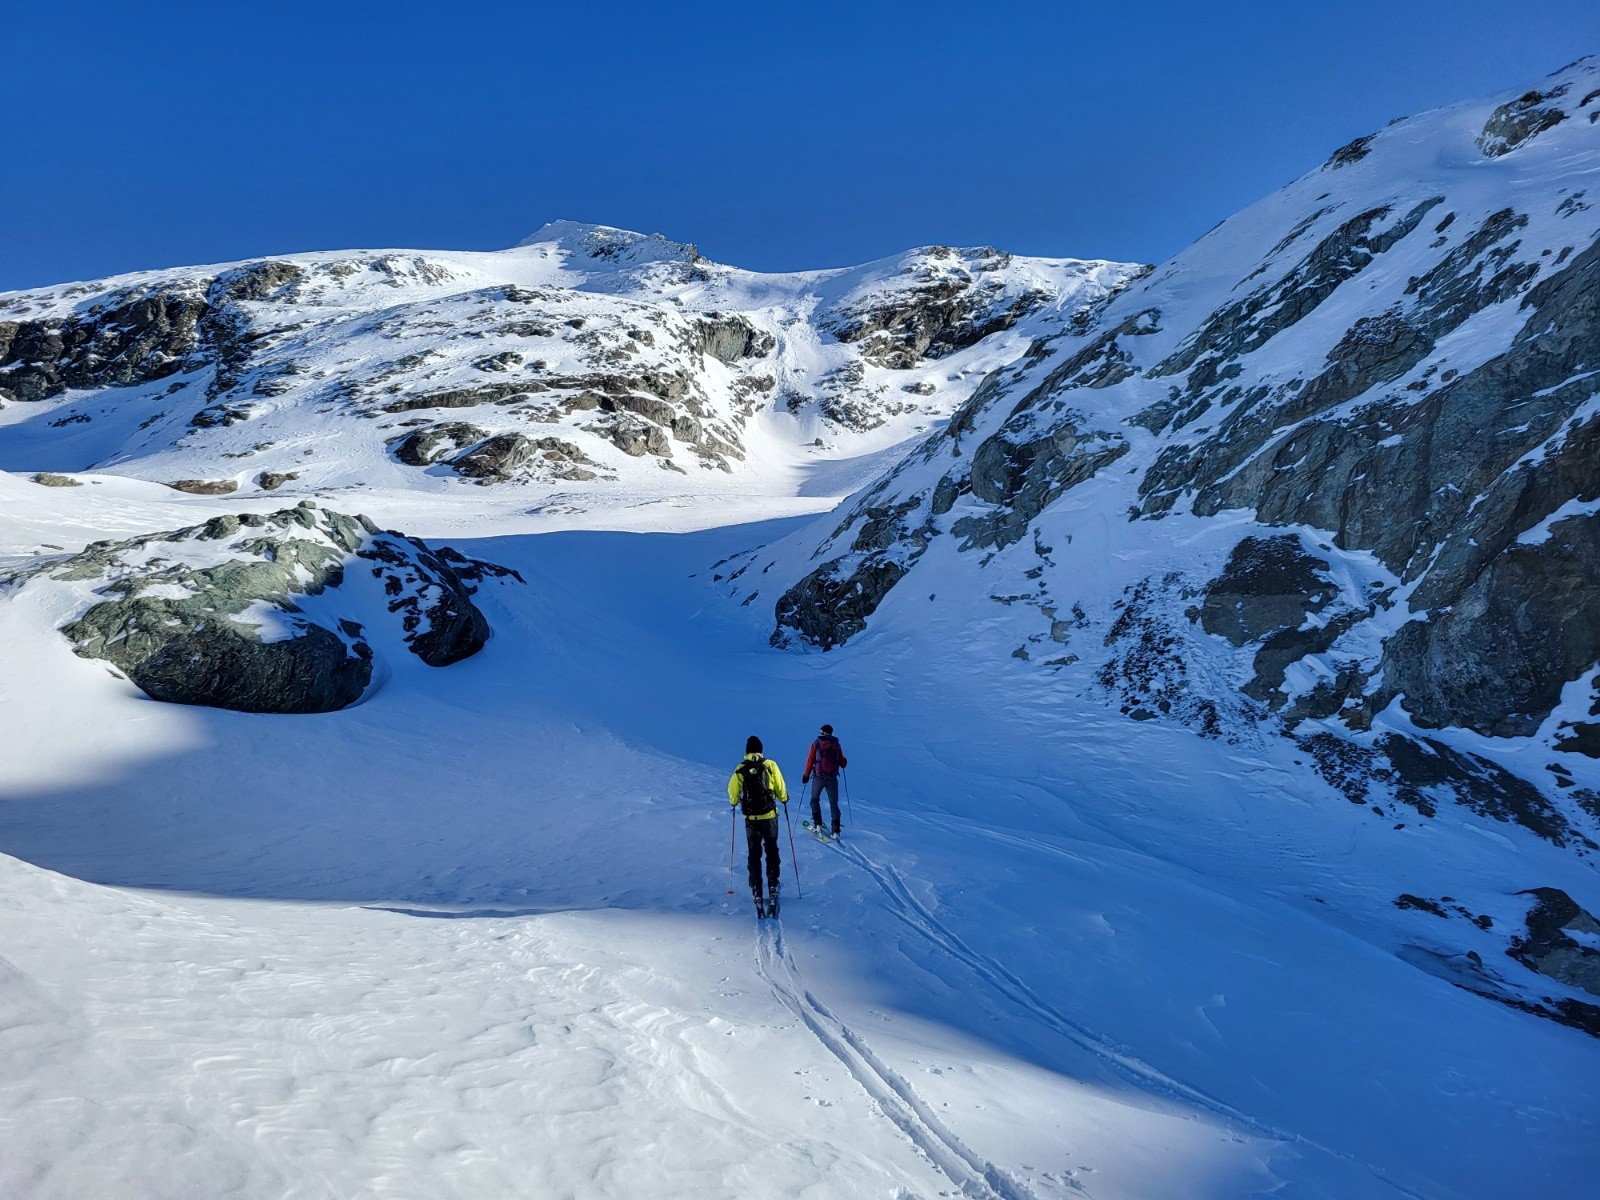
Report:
823,249,1053,368
1508,887,1600,997
0,285,210,402
383,381,531,413
211,261,304,303
391,422,488,467
451,433,540,480
1199,536,1335,646
1479,88,1570,157
602,417,671,458
1555,722,1600,757
772,557,909,651
1378,513,1600,737
693,313,773,364
68,599,373,714
1378,734,1573,844
955,417,1128,551
450,433,599,483
166,479,239,495
1326,133,1376,168
357,536,491,667
25,505,503,713
256,471,299,491
191,403,253,428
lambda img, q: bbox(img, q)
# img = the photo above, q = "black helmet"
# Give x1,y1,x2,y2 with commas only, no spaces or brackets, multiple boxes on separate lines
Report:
746,735,763,754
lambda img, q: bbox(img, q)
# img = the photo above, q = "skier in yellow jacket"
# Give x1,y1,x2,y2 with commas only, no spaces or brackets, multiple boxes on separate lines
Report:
728,735,789,917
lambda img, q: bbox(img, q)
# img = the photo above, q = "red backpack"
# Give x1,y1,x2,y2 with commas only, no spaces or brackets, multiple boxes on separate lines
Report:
815,736,843,775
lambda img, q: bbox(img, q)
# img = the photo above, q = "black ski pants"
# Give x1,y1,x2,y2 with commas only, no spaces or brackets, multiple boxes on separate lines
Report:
745,816,781,894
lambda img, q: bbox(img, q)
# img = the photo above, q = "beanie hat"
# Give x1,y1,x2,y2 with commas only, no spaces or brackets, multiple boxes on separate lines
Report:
746,735,763,754
820,724,833,735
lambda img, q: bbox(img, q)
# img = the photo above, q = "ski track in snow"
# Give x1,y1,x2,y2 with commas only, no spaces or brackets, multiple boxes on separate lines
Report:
755,918,1043,1200
823,837,1430,1200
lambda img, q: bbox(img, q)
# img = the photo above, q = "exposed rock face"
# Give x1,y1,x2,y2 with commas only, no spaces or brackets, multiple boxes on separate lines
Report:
819,246,1058,369
957,416,1128,552
773,557,909,651
1509,888,1600,998
1479,88,1570,157
166,479,239,495
454,433,598,482
693,313,773,365
0,286,209,402
391,422,488,466
8,504,504,713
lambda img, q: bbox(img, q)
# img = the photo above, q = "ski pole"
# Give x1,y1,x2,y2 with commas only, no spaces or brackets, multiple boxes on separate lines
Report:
727,808,736,896
843,770,853,824
783,801,803,899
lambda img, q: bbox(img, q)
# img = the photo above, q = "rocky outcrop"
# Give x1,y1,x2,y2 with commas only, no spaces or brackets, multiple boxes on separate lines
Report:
391,422,488,466
820,247,1054,369
772,557,910,651
453,433,597,482
1509,888,1600,998
1479,87,1570,157
693,313,774,364
0,285,209,402
955,417,1128,552
7,503,504,713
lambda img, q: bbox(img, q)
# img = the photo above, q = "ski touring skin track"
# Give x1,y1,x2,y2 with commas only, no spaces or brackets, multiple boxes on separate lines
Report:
755,922,1040,1200
830,839,1436,1200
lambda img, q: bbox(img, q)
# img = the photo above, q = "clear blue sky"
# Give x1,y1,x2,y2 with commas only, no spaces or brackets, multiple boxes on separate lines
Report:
3,1,1597,290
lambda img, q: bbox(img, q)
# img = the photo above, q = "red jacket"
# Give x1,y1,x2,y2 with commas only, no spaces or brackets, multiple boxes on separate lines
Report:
804,735,847,779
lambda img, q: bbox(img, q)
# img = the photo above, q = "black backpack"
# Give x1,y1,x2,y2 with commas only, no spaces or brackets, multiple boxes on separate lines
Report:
737,756,776,818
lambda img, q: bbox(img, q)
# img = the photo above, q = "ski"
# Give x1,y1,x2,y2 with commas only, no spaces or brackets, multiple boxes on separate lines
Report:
801,820,839,844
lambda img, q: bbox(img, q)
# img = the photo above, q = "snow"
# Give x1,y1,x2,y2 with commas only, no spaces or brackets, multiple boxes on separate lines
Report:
0,480,1596,1199
2,64,1600,1200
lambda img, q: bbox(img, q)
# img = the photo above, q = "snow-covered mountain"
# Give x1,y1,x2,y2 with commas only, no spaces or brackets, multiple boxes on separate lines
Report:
727,59,1600,1034
1,61,1599,1200
0,221,1138,499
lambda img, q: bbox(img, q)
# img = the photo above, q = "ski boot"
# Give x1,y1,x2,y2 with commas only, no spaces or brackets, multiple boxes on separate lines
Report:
752,889,768,919
767,883,781,918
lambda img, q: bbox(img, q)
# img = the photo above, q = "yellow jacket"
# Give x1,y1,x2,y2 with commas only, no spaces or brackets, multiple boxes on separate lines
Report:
728,754,788,819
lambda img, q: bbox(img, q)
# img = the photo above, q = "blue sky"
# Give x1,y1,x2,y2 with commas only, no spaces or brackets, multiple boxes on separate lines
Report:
3,1,1598,289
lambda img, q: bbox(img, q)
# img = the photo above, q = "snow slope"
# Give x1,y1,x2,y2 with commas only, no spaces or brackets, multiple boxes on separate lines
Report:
0,480,1596,1199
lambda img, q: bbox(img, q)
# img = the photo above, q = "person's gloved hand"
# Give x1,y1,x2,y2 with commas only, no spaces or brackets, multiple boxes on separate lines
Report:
801,773,810,784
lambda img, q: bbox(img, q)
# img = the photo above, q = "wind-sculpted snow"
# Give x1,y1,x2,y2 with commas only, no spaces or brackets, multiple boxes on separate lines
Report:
744,58,1600,1030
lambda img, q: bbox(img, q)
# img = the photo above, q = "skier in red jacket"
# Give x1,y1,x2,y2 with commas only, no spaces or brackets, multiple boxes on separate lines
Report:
801,723,848,839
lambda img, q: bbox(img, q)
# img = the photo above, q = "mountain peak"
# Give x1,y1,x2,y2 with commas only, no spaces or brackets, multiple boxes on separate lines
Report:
514,220,700,268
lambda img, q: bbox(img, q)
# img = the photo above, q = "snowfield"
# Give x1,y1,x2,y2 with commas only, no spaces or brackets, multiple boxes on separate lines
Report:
0,484,1594,1199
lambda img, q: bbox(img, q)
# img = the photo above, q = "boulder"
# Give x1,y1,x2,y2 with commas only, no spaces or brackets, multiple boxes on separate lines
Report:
11,504,505,714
